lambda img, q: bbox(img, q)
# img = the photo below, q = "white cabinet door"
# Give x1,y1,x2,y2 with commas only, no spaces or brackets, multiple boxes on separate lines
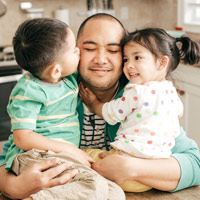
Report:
173,64,200,148
175,80,200,148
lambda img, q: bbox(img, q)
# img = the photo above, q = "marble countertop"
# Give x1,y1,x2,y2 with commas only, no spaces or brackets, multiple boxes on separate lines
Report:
0,185,199,200
125,185,200,200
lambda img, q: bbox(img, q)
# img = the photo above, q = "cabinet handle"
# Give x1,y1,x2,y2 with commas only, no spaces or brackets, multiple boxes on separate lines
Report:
176,89,185,96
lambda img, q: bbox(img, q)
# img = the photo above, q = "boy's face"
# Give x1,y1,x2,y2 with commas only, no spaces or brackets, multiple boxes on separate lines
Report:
59,28,80,77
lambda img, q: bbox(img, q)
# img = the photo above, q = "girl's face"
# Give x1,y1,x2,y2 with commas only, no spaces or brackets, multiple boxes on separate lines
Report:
123,41,165,85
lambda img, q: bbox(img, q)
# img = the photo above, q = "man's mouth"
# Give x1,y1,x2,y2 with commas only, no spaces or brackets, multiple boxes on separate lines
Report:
89,67,112,74
90,66,112,70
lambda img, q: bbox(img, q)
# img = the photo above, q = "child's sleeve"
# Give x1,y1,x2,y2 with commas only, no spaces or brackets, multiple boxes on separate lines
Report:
7,83,43,131
102,85,141,125
0,141,10,167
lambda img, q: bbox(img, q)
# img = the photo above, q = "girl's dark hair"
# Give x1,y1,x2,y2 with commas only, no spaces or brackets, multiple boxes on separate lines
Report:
13,18,69,78
124,28,200,76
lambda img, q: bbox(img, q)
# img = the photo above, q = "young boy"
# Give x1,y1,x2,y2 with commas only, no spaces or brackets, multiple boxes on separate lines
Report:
5,18,125,200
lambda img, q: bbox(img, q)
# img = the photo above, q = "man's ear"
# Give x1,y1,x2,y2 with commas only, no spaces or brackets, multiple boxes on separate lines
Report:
49,64,62,79
159,56,169,70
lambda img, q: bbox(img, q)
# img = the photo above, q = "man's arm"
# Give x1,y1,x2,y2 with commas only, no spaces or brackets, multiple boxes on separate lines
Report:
92,127,200,192
0,159,78,199
92,153,180,191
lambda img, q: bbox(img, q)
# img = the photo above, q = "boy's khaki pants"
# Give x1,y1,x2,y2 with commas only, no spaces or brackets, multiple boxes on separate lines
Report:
12,149,125,200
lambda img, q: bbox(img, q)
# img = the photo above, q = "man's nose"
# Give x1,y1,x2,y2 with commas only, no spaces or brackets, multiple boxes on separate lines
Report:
94,49,108,64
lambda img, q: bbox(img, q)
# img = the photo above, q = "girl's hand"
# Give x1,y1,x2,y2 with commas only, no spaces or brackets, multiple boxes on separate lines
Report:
79,82,97,112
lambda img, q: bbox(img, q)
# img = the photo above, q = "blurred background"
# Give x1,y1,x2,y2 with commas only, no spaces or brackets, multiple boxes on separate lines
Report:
0,0,200,152
0,0,199,46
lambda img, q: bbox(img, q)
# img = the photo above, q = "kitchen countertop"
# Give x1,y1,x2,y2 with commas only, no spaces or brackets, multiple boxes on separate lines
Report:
125,185,200,200
0,185,200,199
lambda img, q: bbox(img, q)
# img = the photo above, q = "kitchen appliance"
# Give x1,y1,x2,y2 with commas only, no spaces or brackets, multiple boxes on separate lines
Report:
0,46,23,141
0,0,7,17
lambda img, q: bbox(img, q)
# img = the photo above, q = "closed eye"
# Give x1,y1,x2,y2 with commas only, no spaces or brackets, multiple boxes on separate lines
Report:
108,50,120,54
84,48,96,51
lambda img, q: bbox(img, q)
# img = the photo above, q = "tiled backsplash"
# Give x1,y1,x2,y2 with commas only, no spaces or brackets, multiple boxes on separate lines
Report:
0,0,199,47
0,0,179,46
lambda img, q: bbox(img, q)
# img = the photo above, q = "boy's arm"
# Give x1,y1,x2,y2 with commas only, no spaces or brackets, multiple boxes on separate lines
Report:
13,129,94,166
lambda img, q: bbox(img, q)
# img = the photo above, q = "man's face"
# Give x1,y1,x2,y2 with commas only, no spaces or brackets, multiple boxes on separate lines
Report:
77,18,123,92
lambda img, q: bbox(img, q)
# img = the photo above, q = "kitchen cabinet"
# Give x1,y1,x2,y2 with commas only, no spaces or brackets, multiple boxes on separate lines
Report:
172,64,200,148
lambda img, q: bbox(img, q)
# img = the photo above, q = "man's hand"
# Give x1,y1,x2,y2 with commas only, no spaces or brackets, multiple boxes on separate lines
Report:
1,159,78,199
92,152,181,191
92,153,131,185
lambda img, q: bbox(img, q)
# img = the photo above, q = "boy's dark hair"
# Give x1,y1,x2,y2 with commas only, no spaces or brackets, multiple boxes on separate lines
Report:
77,13,128,46
125,28,200,77
13,18,69,78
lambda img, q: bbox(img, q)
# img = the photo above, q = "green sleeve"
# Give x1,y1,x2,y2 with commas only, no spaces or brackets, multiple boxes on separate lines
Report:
0,141,10,167
170,127,200,192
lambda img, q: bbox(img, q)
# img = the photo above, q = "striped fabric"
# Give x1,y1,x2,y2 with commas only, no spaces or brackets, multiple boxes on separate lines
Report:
80,105,110,150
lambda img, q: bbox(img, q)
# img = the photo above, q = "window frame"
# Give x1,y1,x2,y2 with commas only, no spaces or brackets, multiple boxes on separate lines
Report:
177,0,200,33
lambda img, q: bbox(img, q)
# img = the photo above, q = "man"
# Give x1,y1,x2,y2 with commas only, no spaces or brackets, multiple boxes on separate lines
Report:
0,14,200,199
77,13,126,151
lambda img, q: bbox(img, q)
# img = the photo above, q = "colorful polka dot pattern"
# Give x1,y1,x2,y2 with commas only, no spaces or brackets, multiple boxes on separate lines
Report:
105,82,182,158
112,87,178,122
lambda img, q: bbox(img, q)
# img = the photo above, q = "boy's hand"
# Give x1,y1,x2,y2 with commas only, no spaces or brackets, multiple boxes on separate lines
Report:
75,148,95,167
66,143,95,167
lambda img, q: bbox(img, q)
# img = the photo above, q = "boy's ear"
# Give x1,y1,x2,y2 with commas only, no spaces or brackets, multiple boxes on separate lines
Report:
159,55,169,70
49,64,62,79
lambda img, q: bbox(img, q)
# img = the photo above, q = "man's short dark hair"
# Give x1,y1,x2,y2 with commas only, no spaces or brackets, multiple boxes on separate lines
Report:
77,13,127,44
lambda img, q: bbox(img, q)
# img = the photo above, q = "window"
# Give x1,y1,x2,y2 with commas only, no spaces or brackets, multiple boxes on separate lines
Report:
177,0,200,33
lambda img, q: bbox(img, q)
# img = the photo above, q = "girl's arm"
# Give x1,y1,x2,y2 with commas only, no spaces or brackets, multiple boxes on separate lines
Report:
13,129,94,167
